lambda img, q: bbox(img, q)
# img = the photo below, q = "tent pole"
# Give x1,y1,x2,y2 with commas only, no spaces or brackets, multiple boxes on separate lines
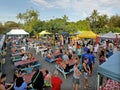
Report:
97,74,100,90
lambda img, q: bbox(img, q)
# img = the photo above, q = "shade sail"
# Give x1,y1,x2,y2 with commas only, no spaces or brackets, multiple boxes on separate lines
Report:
77,31,97,38
98,51,120,82
6,29,29,35
39,31,51,35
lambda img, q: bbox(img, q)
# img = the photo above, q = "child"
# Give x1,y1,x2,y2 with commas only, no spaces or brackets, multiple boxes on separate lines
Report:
26,64,33,74
22,53,28,61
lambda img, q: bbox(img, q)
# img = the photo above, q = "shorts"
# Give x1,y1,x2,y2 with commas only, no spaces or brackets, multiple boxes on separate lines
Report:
89,64,92,72
73,77,80,84
84,72,88,79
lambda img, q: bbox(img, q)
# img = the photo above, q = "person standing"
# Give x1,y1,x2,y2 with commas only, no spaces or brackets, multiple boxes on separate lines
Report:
43,69,52,90
51,70,62,90
62,52,69,61
73,63,82,90
0,74,13,90
31,69,44,90
83,58,91,89
76,47,82,59
89,52,96,74
0,74,7,90
14,77,27,90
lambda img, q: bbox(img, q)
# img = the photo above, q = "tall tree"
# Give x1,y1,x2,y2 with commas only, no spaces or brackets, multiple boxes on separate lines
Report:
62,15,69,22
97,14,108,28
17,9,40,35
86,9,99,30
17,9,39,23
108,15,120,28
76,20,91,31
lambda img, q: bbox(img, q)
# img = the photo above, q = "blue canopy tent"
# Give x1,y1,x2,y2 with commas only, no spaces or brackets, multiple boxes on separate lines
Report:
97,51,120,89
98,51,120,82
61,32,69,37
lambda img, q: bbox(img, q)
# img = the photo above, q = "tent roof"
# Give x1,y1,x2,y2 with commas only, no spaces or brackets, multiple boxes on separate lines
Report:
77,30,97,38
100,32,120,38
39,31,51,35
98,51,120,82
6,29,29,35
74,31,82,35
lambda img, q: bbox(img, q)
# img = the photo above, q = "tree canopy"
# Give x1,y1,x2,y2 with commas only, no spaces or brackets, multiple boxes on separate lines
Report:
0,9,120,35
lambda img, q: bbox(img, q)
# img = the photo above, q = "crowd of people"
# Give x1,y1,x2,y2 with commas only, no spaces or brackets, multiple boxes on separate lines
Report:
0,35,120,90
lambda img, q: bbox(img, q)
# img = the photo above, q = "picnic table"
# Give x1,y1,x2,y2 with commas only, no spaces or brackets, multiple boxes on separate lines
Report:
53,52,62,58
12,52,23,57
14,58,39,66
23,72,35,83
55,59,76,79
23,68,46,83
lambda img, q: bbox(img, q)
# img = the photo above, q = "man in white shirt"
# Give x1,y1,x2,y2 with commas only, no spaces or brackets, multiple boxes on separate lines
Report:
22,54,28,60
62,52,69,61
21,45,26,51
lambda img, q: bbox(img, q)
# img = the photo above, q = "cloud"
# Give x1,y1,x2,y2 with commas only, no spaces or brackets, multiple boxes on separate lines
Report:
31,0,53,8
31,0,120,21
31,0,120,9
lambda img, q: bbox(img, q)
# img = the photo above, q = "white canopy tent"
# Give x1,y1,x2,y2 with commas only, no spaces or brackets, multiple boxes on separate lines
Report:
100,32,120,39
6,29,29,35
74,31,82,35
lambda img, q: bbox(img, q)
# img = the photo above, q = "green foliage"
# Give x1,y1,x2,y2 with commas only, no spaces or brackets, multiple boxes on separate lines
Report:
1,9,120,35
17,9,39,23
76,20,91,31
108,15,120,28
17,9,39,36
0,21,22,34
44,18,67,33
65,22,77,33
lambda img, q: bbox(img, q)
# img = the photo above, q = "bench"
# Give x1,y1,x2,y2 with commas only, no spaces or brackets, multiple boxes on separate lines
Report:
44,57,57,63
21,63,41,71
12,58,22,62
55,64,73,79
12,53,22,56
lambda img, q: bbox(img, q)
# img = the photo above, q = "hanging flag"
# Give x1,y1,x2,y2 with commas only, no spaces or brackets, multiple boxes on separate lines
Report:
96,35,99,44
115,34,118,47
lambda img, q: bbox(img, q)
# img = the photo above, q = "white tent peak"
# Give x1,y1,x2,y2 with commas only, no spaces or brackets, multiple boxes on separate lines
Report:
100,31,120,38
6,29,29,35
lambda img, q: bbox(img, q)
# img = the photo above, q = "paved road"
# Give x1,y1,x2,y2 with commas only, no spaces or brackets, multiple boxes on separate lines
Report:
2,46,99,90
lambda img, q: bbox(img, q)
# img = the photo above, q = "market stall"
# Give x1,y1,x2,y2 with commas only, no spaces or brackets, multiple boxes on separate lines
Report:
39,31,51,36
97,51,120,90
77,30,98,38
6,29,29,35
100,32,120,39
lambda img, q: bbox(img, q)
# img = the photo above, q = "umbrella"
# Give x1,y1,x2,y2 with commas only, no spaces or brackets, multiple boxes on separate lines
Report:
39,31,51,35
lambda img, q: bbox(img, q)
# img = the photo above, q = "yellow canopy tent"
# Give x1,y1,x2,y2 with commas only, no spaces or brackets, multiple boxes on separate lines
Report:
39,31,51,36
77,31,97,38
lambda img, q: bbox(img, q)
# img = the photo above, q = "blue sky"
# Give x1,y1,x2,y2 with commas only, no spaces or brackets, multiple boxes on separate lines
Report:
0,0,120,23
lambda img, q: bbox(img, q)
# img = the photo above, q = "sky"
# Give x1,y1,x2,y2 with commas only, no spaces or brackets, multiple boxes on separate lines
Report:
0,0,120,23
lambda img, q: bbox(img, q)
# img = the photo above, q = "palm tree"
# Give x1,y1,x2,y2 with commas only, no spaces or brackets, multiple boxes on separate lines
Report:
90,10,99,29
98,14,108,28
62,15,69,22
